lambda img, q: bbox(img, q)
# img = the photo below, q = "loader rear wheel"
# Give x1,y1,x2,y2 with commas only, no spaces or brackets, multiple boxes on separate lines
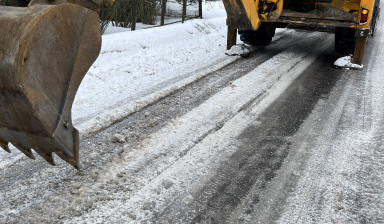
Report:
0,0,29,6
335,27,356,55
239,23,276,46
371,0,380,36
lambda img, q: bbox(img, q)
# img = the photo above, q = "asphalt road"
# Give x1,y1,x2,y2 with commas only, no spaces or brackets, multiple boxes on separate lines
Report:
1,19,384,224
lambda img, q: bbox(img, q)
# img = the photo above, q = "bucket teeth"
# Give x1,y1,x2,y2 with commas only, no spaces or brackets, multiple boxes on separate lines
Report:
34,149,56,166
56,151,80,170
0,140,11,153
0,127,80,169
54,128,81,170
12,142,35,160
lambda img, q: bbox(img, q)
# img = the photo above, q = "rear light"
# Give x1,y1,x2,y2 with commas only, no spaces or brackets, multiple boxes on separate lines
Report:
360,8,369,24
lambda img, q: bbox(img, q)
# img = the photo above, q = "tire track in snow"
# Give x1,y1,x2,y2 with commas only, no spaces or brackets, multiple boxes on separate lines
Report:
273,10,384,223
65,33,333,224
0,30,301,223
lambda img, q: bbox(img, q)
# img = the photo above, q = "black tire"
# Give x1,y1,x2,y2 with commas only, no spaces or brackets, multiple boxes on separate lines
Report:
335,27,356,55
371,0,380,36
239,23,277,46
1,0,29,6
275,22,288,28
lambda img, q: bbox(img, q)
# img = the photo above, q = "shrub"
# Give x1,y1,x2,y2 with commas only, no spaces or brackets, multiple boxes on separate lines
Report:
100,0,160,30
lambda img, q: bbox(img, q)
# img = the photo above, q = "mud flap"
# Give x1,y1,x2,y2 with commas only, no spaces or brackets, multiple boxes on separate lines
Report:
227,27,238,50
352,28,370,66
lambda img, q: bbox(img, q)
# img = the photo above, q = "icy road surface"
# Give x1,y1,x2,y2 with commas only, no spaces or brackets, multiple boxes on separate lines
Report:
1,2,384,224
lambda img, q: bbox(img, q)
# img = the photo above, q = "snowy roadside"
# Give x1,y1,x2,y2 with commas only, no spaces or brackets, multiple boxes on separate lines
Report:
72,2,235,136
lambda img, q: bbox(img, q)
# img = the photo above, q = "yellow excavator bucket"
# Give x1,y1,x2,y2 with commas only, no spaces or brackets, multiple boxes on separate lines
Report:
0,0,113,169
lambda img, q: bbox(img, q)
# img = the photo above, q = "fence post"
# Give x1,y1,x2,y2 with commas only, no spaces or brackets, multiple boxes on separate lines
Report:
199,0,202,19
161,0,167,26
131,0,137,31
182,0,187,23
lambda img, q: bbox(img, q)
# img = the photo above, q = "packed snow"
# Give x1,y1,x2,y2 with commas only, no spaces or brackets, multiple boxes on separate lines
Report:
225,44,256,56
66,34,333,224
334,55,364,69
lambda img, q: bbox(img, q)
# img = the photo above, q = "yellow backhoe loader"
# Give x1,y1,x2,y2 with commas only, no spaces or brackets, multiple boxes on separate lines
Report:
0,0,114,169
223,0,380,65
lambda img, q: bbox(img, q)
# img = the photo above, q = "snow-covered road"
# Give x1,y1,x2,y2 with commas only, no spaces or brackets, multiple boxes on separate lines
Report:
1,1,384,223
73,2,232,136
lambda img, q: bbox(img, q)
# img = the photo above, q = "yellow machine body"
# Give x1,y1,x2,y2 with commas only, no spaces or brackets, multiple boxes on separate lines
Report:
223,0,380,64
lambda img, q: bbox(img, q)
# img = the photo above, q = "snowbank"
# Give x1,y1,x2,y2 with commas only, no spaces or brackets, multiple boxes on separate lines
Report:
72,1,232,136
